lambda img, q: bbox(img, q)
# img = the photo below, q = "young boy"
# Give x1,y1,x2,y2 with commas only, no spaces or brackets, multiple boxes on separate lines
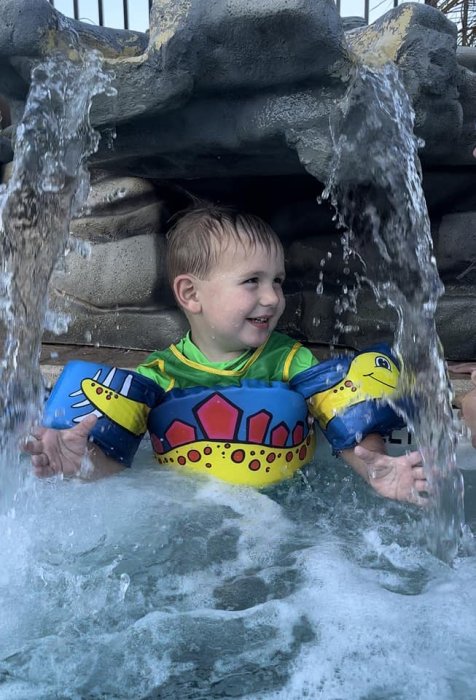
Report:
25,205,427,503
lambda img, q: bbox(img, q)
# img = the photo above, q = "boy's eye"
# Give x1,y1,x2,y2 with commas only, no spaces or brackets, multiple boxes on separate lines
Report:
274,277,284,286
243,277,259,285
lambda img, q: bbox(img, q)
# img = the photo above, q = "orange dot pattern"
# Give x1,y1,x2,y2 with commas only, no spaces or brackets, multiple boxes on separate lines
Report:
153,432,315,486
333,379,357,393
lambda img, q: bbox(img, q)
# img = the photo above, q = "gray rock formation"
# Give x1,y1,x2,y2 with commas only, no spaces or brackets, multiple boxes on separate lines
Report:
0,0,475,359
44,174,187,349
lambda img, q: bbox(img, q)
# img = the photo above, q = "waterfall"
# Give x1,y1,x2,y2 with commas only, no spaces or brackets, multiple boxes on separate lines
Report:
292,63,464,562
0,35,114,509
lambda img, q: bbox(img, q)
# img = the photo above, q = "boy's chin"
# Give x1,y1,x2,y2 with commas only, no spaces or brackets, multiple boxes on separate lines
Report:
242,331,273,349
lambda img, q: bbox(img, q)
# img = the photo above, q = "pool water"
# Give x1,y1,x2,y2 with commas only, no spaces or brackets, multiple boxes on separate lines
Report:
0,435,475,699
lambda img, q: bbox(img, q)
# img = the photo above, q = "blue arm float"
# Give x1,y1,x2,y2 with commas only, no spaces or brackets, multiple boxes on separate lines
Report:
43,360,164,466
290,343,406,452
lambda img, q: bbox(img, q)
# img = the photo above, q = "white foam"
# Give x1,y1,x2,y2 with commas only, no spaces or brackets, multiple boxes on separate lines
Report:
0,451,475,698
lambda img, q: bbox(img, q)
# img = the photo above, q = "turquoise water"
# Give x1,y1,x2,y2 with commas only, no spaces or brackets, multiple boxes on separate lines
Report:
0,436,475,699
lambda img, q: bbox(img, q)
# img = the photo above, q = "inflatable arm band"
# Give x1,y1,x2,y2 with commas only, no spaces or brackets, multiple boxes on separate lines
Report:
290,343,405,452
43,360,164,466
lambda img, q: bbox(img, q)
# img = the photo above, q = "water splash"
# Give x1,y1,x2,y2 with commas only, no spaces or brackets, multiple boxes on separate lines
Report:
294,63,464,562
0,39,114,508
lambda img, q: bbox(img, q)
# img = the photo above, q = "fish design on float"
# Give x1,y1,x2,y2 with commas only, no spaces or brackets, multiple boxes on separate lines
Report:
69,367,149,435
308,351,400,427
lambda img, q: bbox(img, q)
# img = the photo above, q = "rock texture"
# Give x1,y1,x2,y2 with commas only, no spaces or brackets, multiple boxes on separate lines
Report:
0,0,475,358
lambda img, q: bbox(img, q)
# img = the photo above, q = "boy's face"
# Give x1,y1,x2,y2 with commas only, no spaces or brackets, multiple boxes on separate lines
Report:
188,240,286,361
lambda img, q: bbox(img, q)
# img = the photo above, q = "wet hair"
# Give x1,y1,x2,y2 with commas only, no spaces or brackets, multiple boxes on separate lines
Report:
166,203,283,285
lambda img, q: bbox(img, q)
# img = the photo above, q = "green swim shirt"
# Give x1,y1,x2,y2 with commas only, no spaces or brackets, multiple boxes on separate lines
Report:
136,331,317,392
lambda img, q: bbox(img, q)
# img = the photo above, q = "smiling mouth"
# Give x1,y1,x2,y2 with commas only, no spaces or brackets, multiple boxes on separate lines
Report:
363,372,396,389
247,316,270,326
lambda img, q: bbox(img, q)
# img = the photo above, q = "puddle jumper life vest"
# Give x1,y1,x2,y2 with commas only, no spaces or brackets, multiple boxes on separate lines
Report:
43,344,405,487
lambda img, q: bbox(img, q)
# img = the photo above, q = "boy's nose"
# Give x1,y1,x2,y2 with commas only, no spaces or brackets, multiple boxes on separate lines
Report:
260,284,280,306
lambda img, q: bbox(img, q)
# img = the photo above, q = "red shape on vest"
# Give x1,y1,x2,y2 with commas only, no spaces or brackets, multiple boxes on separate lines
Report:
195,393,242,440
292,422,304,445
151,433,164,454
270,422,289,447
247,410,272,443
165,420,197,447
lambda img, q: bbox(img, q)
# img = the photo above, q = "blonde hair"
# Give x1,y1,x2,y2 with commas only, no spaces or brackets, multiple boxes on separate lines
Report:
166,204,283,285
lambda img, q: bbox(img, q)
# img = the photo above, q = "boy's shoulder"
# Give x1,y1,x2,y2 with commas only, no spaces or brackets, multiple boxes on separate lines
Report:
134,340,187,391
267,332,318,379
139,334,189,366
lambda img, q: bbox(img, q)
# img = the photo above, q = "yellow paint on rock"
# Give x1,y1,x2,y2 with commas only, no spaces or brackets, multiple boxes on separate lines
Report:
151,28,176,52
43,28,145,61
346,5,415,67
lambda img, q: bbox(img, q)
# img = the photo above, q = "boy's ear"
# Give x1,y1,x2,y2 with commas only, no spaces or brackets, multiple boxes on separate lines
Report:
173,274,201,314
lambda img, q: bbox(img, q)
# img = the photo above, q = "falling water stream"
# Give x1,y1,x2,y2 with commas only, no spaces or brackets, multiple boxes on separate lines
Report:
0,37,475,700
292,63,465,563
0,33,114,509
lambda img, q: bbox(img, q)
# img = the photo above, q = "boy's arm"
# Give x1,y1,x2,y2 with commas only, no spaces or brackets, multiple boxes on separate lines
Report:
340,433,428,505
288,346,427,504
24,414,124,479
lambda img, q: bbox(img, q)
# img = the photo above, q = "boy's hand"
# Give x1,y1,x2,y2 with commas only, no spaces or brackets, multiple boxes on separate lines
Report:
353,445,428,505
23,414,98,478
